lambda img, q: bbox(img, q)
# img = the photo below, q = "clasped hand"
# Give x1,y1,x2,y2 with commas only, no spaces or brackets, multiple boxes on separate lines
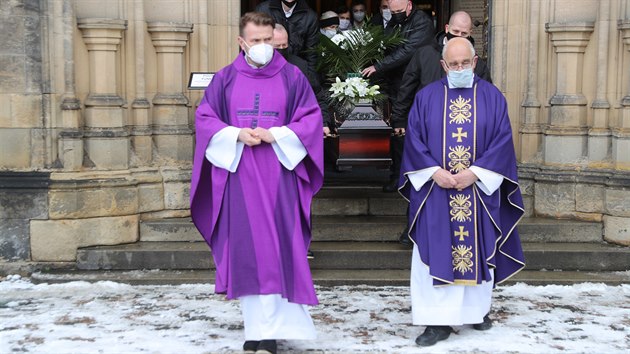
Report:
238,127,275,146
432,168,478,190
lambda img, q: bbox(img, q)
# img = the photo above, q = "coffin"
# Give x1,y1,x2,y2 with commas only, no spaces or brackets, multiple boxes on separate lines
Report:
334,101,392,169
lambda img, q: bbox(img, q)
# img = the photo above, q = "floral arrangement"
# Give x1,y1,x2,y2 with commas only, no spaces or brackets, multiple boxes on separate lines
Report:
329,76,382,103
315,21,404,81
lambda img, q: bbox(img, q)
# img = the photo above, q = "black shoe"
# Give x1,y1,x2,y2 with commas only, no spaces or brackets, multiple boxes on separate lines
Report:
398,226,412,247
307,250,314,259
255,340,277,354
243,340,259,353
382,178,398,193
473,314,493,331
415,326,453,347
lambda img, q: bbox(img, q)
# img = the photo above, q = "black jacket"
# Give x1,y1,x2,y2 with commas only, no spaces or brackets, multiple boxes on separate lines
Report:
390,31,492,128
284,53,332,127
369,13,388,28
256,0,320,74
374,8,434,93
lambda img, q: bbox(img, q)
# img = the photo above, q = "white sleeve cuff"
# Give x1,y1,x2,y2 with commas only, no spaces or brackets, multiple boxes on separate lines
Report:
205,126,244,173
469,166,504,195
269,126,307,171
407,166,441,191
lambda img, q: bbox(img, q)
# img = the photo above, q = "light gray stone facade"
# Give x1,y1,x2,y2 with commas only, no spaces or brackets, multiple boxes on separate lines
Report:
0,0,628,270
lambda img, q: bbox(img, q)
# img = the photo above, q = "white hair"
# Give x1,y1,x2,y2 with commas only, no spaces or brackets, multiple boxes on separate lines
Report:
442,37,475,60
274,23,287,34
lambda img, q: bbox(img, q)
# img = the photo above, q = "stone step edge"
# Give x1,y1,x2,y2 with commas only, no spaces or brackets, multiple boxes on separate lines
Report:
77,241,628,252
29,269,630,286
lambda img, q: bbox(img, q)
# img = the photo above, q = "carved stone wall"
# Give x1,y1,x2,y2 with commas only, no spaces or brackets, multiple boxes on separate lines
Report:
492,0,630,245
0,0,240,264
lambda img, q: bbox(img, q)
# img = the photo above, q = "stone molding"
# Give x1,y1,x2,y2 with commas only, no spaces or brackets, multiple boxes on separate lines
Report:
545,22,595,53
147,22,194,53
619,20,630,44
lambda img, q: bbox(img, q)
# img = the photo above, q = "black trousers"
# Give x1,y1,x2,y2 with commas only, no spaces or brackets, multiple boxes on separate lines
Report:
390,135,405,181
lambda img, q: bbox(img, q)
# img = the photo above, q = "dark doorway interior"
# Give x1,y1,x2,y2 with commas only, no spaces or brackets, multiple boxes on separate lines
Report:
240,0,489,59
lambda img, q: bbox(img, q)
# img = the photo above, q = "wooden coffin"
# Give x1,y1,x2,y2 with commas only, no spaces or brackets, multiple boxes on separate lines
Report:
335,102,392,169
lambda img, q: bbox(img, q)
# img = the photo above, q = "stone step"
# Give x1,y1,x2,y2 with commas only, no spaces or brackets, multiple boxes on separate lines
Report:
77,242,213,270
312,186,407,216
76,241,630,272
30,269,630,286
140,217,603,243
309,242,630,271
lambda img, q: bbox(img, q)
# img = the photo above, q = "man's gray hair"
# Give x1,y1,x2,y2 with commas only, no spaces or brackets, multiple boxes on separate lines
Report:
442,37,476,60
274,23,287,34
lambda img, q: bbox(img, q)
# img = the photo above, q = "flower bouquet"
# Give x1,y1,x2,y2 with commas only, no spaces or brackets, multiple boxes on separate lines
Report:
314,21,403,121
315,21,404,81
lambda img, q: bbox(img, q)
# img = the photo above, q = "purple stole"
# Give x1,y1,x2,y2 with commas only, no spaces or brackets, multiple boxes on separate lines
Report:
443,84,479,285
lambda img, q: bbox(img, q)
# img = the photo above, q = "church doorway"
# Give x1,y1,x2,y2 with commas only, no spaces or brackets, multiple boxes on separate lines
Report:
240,0,490,59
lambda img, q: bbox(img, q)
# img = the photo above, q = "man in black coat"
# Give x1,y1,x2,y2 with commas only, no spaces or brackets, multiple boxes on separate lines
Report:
272,24,333,137
392,11,493,246
370,0,392,28
361,0,434,194
256,0,320,74
391,11,492,136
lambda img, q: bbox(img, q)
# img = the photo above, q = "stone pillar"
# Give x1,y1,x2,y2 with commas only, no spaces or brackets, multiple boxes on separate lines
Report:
615,20,630,170
147,22,194,162
77,18,129,169
520,0,542,163
544,22,594,164
130,0,152,165
588,3,612,165
59,0,83,170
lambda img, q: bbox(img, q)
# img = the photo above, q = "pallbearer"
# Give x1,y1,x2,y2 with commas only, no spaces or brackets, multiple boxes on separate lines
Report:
399,37,525,347
190,12,323,354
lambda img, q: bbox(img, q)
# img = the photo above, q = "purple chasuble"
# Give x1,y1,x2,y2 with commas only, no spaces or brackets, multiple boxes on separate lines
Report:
190,52,324,305
399,76,525,286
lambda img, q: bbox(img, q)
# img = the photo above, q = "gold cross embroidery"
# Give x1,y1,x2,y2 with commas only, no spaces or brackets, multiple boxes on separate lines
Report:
454,226,469,241
452,127,468,143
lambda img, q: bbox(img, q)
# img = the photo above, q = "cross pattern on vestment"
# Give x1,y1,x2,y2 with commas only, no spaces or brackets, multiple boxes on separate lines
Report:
452,127,468,143
454,225,469,241
236,93,279,128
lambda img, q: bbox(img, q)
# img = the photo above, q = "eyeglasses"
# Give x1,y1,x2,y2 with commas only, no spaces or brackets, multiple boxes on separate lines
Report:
444,60,473,70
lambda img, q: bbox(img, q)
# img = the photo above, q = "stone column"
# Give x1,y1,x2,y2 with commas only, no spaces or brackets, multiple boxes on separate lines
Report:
520,0,542,163
588,1,612,165
131,0,152,165
544,22,594,164
147,22,194,162
59,0,82,170
77,18,129,169
616,20,630,170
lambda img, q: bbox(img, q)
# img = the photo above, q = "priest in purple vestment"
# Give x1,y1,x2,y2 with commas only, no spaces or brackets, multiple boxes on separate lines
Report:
398,37,525,347
189,12,323,354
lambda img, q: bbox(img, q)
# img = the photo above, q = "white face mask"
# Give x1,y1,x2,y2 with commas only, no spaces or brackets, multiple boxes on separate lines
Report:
447,67,474,88
339,19,350,30
242,40,274,66
382,9,392,21
321,28,337,38
353,11,365,22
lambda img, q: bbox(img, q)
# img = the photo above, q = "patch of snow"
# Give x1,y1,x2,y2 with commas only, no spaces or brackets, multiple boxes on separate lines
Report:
1,278,629,353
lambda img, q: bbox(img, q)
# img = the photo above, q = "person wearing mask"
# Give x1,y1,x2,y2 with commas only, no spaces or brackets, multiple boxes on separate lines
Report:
392,11,493,246
351,1,367,29
190,12,324,354
370,0,392,28
337,5,352,32
399,37,525,347
256,0,320,74
361,0,434,195
319,10,340,38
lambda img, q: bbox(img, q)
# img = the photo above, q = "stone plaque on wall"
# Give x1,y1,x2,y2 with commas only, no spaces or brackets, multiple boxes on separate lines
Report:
451,0,487,58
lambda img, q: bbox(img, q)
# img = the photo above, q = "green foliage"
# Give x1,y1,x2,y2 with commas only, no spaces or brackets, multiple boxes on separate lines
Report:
314,21,405,82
